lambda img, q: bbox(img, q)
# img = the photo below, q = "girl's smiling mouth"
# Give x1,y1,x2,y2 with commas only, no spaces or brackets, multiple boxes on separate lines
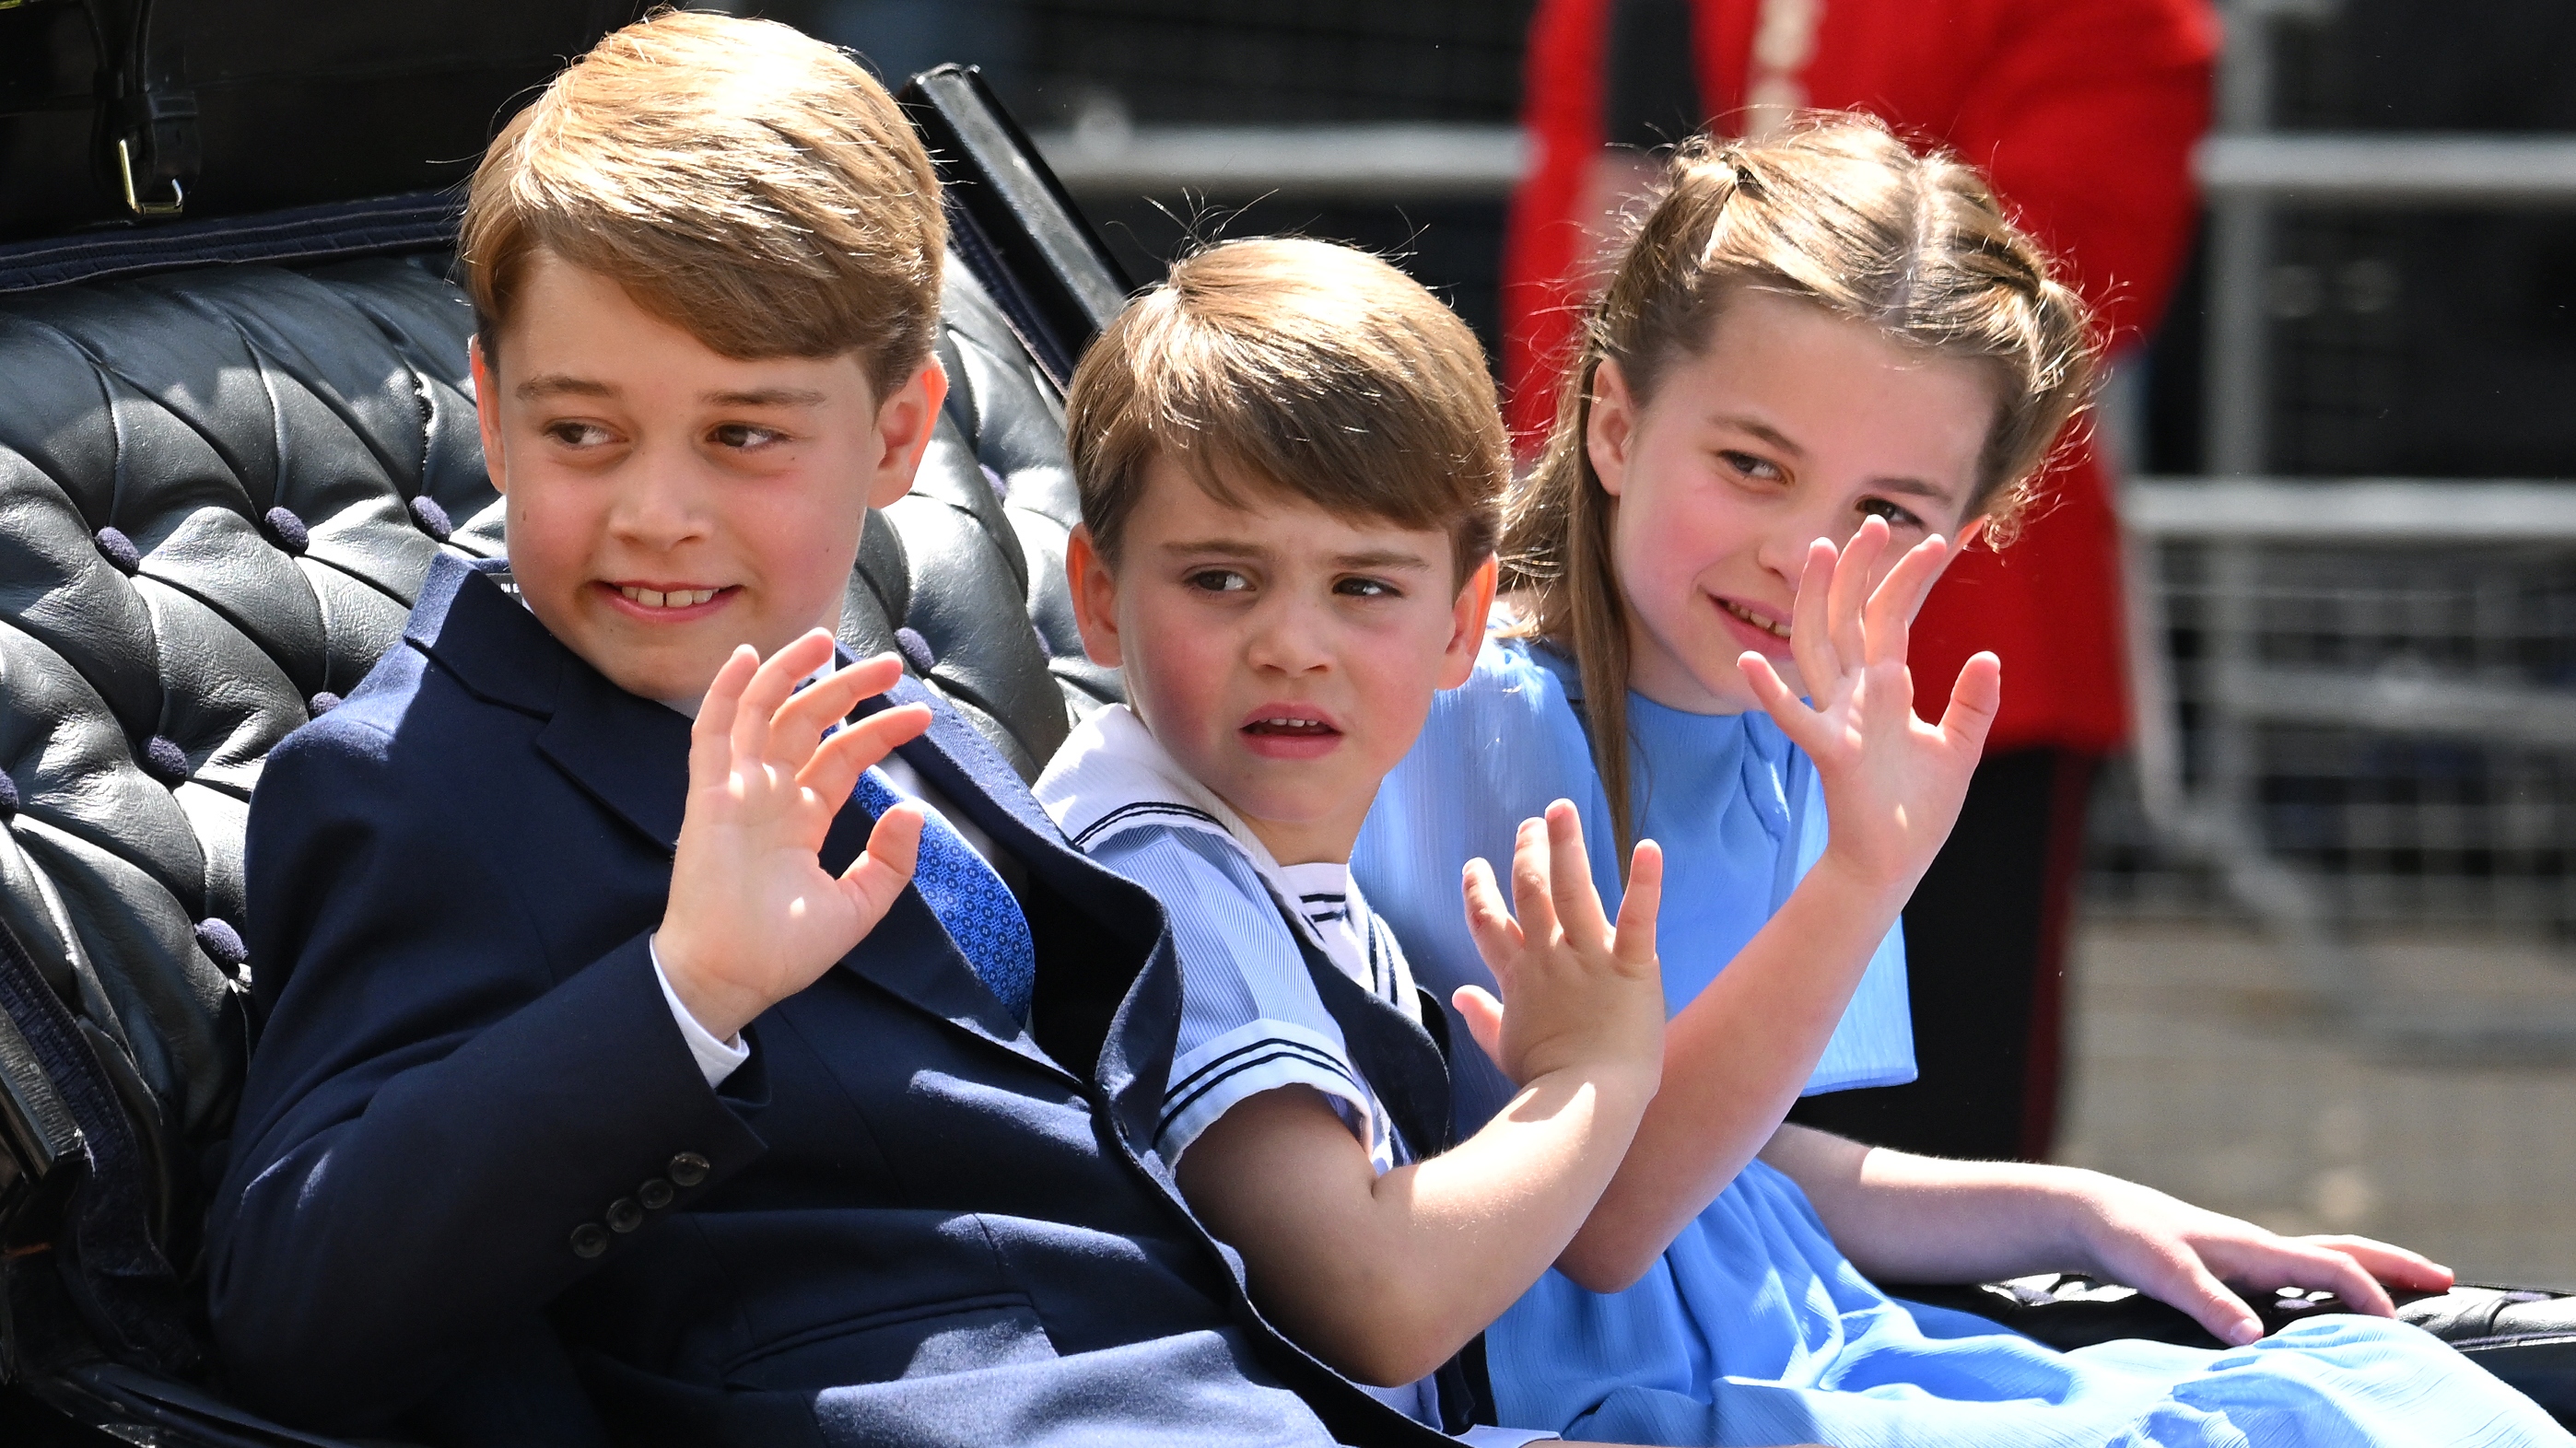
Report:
1715,595,1793,648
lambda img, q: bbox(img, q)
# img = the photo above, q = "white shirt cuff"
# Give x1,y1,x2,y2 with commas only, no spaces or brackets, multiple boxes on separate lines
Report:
650,934,751,1088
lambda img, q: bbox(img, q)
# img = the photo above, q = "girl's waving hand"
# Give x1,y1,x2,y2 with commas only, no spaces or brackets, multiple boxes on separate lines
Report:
1738,515,2000,900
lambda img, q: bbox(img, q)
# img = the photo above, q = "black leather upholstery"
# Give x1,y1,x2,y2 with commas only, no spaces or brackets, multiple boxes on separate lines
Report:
0,245,1100,1442
0,254,494,1256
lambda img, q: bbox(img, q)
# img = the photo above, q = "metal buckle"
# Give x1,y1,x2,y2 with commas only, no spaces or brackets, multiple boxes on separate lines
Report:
114,137,186,217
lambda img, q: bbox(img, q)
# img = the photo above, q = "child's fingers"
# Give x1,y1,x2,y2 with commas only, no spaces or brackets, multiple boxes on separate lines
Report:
1826,516,1889,671
802,702,933,803
1739,651,1827,754
1507,816,1563,948
1451,985,1507,1070
1459,858,1527,977
1612,838,1664,972
689,645,761,788
1543,800,1613,952
2263,1242,2398,1319
2161,1258,2265,1349
1934,650,2003,754
2299,1234,2453,1293
1787,538,1842,692
838,801,924,922
1860,534,1950,668
732,629,837,767
1879,533,1954,627
776,651,906,750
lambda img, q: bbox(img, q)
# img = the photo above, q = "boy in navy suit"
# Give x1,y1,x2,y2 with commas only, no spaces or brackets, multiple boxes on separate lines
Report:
205,15,1458,1446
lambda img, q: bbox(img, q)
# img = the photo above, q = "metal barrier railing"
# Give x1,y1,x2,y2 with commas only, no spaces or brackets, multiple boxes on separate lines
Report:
2147,2,2576,1053
2120,479,2576,1052
1035,123,1527,199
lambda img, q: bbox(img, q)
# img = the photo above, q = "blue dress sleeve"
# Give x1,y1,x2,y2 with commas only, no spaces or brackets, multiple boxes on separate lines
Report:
1779,751,1915,1093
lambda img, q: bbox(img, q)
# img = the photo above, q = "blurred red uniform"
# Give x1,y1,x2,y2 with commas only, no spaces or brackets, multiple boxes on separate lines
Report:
1505,0,2216,1158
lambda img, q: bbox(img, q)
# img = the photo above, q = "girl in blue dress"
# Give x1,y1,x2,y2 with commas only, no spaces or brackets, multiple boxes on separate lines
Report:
1353,115,2568,1447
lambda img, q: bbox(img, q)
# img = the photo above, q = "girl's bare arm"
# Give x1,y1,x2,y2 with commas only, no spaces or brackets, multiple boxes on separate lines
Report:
1762,1122,2454,1347
1558,520,1999,1290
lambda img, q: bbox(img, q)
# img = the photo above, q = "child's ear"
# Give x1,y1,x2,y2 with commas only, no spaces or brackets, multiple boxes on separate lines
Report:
1437,554,1499,690
468,336,507,496
1064,524,1125,668
1585,356,1638,498
864,360,950,510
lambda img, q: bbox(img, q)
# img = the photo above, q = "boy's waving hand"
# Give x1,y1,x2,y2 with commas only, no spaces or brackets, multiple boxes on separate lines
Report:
1457,799,1666,1091
658,631,932,1043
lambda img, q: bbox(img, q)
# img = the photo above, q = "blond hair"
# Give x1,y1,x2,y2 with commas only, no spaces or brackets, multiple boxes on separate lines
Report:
462,9,945,397
1508,114,2100,853
1067,237,1508,585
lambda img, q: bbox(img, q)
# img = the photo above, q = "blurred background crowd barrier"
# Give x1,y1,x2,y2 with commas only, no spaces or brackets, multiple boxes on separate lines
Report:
755,0,2576,1283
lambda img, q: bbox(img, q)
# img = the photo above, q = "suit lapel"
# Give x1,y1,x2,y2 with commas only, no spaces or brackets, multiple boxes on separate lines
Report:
532,658,695,852
853,677,1174,1132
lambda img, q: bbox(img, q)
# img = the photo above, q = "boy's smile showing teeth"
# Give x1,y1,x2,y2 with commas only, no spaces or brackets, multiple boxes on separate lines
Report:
611,582,728,611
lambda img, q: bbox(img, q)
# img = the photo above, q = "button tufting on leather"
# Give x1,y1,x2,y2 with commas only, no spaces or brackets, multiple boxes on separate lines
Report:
895,625,938,676
0,772,18,818
0,253,1114,1367
263,507,310,555
142,736,192,787
94,527,143,574
193,918,248,970
408,496,453,542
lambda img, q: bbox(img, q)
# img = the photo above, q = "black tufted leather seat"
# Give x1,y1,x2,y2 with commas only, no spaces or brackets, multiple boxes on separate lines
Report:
0,230,1107,1445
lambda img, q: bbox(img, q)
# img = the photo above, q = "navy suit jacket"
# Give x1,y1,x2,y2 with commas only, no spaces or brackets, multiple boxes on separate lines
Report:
208,555,1441,1448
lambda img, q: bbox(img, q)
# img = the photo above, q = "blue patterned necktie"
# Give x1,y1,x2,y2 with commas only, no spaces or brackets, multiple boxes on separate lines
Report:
853,765,1036,1023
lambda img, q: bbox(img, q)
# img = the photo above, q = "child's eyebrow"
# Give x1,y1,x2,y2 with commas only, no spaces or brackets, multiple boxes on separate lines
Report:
703,387,828,409
1159,537,1271,559
1709,414,1807,458
1159,539,1434,572
515,372,615,402
1868,474,1965,508
1331,548,1434,572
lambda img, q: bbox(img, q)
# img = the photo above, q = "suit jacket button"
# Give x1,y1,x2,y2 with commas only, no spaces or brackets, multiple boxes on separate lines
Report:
570,1223,610,1259
606,1198,644,1233
638,1179,675,1211
668,1151,710,1187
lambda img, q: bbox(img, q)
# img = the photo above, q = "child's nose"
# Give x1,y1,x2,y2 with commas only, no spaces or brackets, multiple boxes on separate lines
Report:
607,448,708,546
1243,597,1332,673
1756,498,1857,590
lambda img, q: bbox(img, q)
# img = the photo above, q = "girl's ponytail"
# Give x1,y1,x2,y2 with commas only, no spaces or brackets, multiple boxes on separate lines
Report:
1502,115,2100,858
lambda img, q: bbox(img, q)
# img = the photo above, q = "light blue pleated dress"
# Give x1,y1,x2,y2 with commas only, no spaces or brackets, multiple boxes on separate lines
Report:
1352,636,2567,1447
